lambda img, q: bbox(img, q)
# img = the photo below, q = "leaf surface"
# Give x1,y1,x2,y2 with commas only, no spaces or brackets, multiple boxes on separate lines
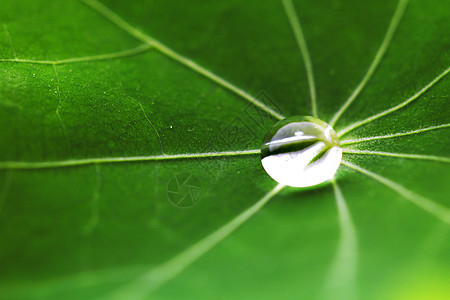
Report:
0,0,449,299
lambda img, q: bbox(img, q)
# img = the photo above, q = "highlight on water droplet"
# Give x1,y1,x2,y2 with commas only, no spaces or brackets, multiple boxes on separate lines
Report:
261,116,342,188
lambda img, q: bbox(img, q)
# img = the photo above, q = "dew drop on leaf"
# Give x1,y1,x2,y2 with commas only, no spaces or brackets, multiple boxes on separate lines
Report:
261,116,342,187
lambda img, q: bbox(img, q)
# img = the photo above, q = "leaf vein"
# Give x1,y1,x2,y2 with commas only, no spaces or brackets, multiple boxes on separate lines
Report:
338,66,450,136
342,149,450,163
0,150,261,170
108,184,285,299
0,44,153,65
53,65,72,155
282,0,318,117
80,0,284,120
322,179,358,300
84,164,102,235
2,23,17,59
340,124,450,145
341,160,450,223
329,0,409,126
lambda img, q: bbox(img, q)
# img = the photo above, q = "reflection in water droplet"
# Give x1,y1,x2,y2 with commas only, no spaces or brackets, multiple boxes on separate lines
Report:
261,116,342,187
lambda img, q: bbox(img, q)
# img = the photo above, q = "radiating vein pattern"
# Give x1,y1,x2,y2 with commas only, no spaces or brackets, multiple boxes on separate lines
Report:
329,0,409,126
0,44,153,65
80,0,284,120
109,184,285,299
340,124,450,145
322,180,358,300
342,160,450,223
1,0,449,298
338,66,450,136
282,0,318,117
343,149,450,163
0,150,261,170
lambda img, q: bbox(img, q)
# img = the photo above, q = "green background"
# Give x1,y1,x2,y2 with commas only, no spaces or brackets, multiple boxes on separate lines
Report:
0,0,449,299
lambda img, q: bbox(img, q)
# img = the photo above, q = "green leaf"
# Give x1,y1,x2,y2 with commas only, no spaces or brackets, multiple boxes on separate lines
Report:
0,0,449,299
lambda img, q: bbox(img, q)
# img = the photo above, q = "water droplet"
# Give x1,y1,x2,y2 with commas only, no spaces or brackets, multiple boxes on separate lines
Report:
261,116,342,188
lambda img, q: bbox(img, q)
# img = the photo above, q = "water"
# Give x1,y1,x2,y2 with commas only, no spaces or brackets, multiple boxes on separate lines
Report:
261,116,342,187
